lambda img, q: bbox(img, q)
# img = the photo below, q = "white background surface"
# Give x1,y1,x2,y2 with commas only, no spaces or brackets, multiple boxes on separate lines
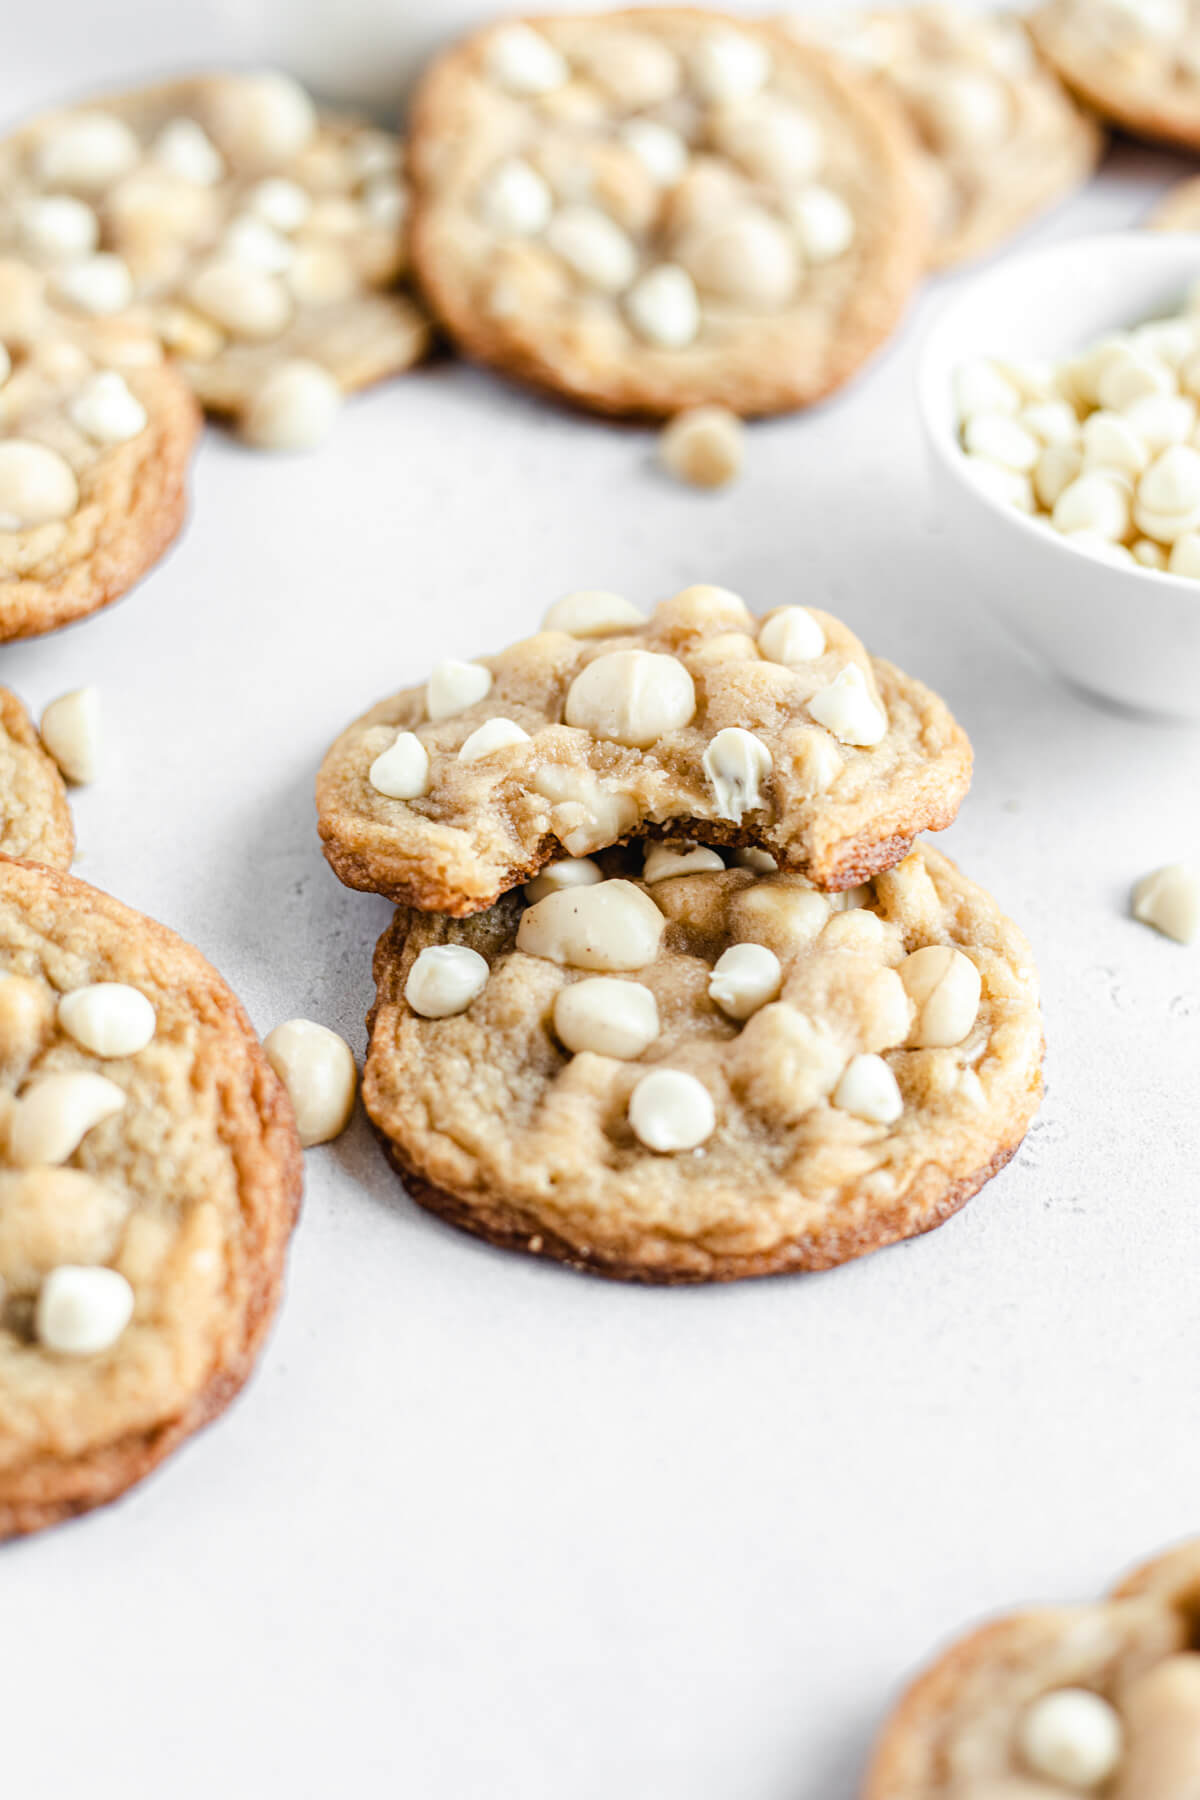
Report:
3,7,1200,1798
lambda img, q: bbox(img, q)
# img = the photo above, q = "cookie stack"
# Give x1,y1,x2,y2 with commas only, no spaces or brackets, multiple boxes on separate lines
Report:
317,582,1043,1284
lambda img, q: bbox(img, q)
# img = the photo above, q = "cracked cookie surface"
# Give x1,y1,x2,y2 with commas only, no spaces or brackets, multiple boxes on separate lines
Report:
0,859,302,1539
364,842,1041,1284
0,689,72,869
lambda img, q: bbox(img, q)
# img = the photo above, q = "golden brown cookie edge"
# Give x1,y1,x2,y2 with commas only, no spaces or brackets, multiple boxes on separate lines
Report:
0,688,74,869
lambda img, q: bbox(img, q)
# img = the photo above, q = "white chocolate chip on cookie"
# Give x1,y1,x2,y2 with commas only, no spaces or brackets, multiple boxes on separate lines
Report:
629,1067,715,1152
426,660,493,722
643,842,725,883
263,1018,357,1146
543,591,644,637
8,1071,127,1167
369,731,429,801
457,718,531,763
1018,1690,1123,1788
486,23,570,96
0,440,79,529
18,194,99,262
703,727,772,824
207,72,317,168
833,1053,903,1125
900,946,982,1048
517,879,665,971
405,945,489,1018
524,856,603,903
152,117,225,185
554,977,660,1059
36,112,140,191
546,206,638,293
708,943,782,1021
69,371,148,444
564,649,696,748
626,264,700,350
187,261,291,340
36,1264,135,1355
479,159,554,236
689,30,771,104
758,606,826,665
808,665,887,747
58,984,156,1058
51,253,135,316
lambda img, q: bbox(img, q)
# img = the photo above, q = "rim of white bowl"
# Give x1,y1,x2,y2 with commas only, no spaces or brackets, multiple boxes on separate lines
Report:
916,229,1200,597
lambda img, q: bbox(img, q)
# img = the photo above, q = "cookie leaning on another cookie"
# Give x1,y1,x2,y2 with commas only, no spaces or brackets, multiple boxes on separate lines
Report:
0,859,303,1538
1032,0,1200,154
407,9,927,417
365,843,1041,1283
0,689,73,868
317,585,972,912
0,321,199,641
785,5,1103,270
864,1540,1200,1799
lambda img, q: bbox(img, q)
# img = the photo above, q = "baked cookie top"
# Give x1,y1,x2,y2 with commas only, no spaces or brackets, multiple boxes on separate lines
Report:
785,5,1103,269
0,859,302,1538
0,689,72,868
0,320,198,641
317,585,973,913
0,72,430,421
1032,0,1200,153
1150,171,1200,230
865,1540,1200,1799
407,8,927,417
365,842,1041,1283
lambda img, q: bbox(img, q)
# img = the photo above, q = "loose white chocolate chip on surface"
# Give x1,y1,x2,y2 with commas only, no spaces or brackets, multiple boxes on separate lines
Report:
369,731,429,801
69,370,148,444
242,360,342,451
900,946,981,1048
426,659,493,722
553,977,660,1060
37,112,140,191
703,727,772,823
659,407,745,489
264,1018,357,1147
58,983,156,1058
643,842,725,883
626,264,700,350
709,943,782,1021
542,591,644,637
833,1053,903,1125
628,1067,715,1152
52,252,135,316
18,193,99,262
405,945,489,1018
8,1071,127,1168
486,23,569,96
524,856,603,903
1132,864,1199,943
517,879,665,971
36,1264,135,1356
564,649,696,748
40,686,100,783
457,718,532,763
1018,1690,1123,1788
808,664,887,747
545,206,638,294
758,606,826,665
0,440,79,530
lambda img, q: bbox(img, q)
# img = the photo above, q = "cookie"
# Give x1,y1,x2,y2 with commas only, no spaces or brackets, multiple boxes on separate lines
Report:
0,319,198,640
0,689,73,868
0,859,302,1538
1150,172,1200,230
317,584,973,914
1031,0,1200,153
406,9,927,417
864,1540,1200,1798
786,6,1104,269
0,72,431,440
364,841,1041,1284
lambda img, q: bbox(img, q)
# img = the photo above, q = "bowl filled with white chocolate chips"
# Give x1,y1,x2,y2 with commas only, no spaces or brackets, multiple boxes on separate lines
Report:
918,230,1200,720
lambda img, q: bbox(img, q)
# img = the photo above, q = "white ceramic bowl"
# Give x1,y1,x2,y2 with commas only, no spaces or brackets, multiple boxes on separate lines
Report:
918,231,1200,721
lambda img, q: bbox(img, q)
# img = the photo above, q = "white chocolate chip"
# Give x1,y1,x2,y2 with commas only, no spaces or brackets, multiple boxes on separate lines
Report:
758,606,826,664
689,30,771,103
1169,533,1200,578
553,977,659,1059
1052,471,1131,541
714,99,824,184
1132,864,1199,943
967,456,1035,513
734,846,777,873
0,440,79,530
545,205,638,293
248,176,311,231
517,879,665,971
1134,537,1168,570
789,185,855,263
524,856,603,903
1135,445,1200,543
69,370,147,445
1021,401,1079,447
153,117,224,185
36,112,140,191
8,1071,126,1168
628,1068,715,1152
36,1264,134,1355
1035,443,1084,511
486,23,569,96
832,1053,903,1125
287,245,354,307
619,119,689,185
263,1018,357,1147
479,159,554,236
659,406,745,489
52,253,135,317
643,842,724,883
457,718,531,763
426,659,493,721
241,359,341,451
679,211,797,307
369,730,429,800
188,261,291,340
964,413,1041,473
808,664,886,747
900,946,981,1048
954,359,1021,423
1122,391,1195,453
564,649,695,748
709,943,782,1021
542,591,643,637
1096,346,1173,412
626,264,700,349
58,983,155,1058
916,69,1011,151
1019,1691,1123,1788
703,727,772,824
223,214,294,274
579,31,680,106
532,765,638,856
404,945,489,1018
40,687,100,783
1064,532,1135,567
208,72,317,166
1081,410,1150,479
18,194,99,263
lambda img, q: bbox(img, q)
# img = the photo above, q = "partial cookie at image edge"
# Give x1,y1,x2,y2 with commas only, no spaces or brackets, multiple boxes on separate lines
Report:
0,688,73,869
1030,6,1200,154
